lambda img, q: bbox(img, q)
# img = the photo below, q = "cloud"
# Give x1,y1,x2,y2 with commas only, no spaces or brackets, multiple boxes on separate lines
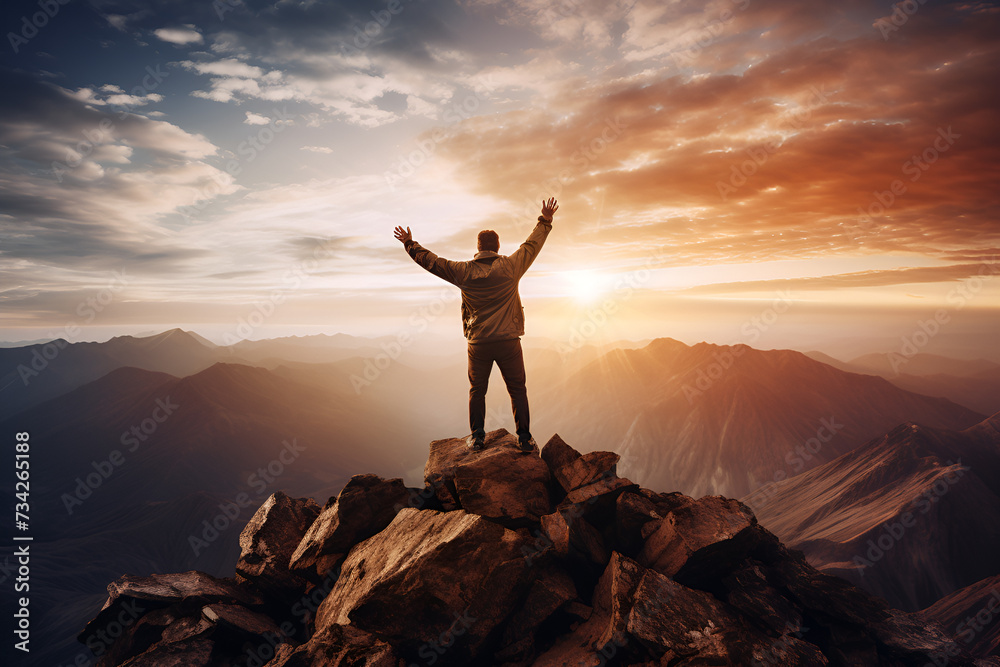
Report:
680,263,1000,294
178,58,263,78
243,111,271,125
429,0,1000,266
0,68,229,277
6,0,999,337
66,85,164,109
153,26,203,45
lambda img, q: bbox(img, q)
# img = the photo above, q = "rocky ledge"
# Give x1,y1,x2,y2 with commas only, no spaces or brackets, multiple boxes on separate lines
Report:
79,430,999,666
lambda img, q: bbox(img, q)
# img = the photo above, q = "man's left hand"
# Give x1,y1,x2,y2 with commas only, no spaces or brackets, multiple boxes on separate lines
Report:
393,226,412,245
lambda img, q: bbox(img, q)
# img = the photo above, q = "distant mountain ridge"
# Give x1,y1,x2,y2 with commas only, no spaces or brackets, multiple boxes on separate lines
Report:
540,337,985,498
748,413,1000,611
803,350,1000,416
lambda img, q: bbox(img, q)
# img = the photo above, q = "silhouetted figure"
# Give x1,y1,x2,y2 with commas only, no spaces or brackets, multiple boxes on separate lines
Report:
394,198,558,452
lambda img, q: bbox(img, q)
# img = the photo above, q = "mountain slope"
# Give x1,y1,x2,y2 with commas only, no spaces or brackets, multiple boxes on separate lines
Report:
917,574,1000,657
747,413,1000,611
0,360,440,666
539,338,985,498
0,329,229,419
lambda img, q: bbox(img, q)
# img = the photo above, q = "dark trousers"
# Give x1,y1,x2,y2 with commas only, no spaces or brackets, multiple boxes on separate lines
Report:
468,338,530,441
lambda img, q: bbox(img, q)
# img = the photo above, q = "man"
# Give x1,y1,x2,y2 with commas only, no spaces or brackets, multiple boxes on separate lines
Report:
393,197,558,453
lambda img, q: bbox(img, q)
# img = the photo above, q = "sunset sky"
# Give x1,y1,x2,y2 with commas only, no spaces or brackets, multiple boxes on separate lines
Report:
1,0,998,357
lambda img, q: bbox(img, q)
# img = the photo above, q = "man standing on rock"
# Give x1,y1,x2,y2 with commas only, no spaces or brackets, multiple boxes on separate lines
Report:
393,198,558,453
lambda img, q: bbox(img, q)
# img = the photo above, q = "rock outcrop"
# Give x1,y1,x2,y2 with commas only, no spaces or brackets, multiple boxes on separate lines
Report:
79,429,999,666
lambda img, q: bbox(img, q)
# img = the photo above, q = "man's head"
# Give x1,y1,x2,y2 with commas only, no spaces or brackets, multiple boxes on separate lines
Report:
477,229,499,253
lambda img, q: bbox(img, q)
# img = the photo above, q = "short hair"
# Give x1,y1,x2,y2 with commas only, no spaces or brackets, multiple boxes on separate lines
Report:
478,229,499,252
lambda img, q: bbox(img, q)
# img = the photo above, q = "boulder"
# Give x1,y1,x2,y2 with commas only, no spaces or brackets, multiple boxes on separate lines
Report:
637,488,694,516
620,565,826,665
637,495,764,583
494,565,579,663
236,492,320,602
79,571,264,651
93,607,210,667
119,635,216,666
201,603,283,639
553,451,620,493
720,562,805,636
563,476,638,515
534,552,825,666
540,433,581,475
289,474,408,583
316,508,535,665
425,428,552,527
263,624,397,667
540,506,610,566
614,491,662,557
78,432,988,667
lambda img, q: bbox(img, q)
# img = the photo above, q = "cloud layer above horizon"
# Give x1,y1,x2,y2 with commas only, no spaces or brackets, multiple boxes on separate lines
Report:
1,0,998,349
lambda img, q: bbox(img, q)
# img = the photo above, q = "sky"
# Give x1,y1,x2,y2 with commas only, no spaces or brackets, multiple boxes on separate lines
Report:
1,0,998,358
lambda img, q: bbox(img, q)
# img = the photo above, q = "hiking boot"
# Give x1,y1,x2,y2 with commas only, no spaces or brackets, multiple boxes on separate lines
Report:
466,434,485,452
518,436,536,453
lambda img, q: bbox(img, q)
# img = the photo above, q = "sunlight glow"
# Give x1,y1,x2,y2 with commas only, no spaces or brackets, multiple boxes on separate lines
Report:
560,270,610,304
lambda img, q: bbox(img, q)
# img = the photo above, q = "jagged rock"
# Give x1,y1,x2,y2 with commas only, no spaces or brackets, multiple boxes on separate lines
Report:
289,474,408,583
107,603,286,667
621,571,826,665
104,612,215,667
80,571,264,652
94,608,211,667
540,433,581,475
397,483,446,512
106,571,264,607
237,492,320,602
534,552,825,666
553,450,620,493
266,644,297,666
263,624,397,667
540,506,610,566
119,635,216,666
425,428,552,527
202,603,282,638
157,614,214,644
637,488,693,516
495,565,579,662
316,507,535,665
614,491,662,557
638,495,763,583
563,476,638,512
720,561,804,636
81,432,990,667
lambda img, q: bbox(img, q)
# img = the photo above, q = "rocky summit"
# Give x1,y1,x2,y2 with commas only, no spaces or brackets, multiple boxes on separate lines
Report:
79,430,999,666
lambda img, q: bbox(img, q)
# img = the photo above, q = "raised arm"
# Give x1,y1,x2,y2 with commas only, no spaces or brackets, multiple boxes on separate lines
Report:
394,225,467,286
510,197,557,278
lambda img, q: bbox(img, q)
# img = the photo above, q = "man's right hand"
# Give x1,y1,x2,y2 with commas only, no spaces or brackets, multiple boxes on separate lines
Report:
541,197,559,222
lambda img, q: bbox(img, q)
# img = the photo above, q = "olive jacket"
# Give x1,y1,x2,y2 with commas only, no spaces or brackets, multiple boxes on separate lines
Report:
403,218,552,342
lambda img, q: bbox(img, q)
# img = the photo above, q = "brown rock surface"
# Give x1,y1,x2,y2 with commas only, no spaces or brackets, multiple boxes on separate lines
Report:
236,492,320,601
316,508,534,665
425,428,552,526
289,474,407,582
262,624,397,667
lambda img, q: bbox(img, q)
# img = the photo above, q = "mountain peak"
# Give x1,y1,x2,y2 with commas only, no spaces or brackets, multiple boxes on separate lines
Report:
79,430,976,666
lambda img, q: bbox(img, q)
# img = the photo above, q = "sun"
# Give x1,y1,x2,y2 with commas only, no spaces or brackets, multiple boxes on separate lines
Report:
561,270,609,304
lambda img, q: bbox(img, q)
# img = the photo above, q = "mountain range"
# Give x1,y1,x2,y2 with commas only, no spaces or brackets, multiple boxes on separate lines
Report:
538,338,985,498
748,414,1000,612
1,329,998,664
